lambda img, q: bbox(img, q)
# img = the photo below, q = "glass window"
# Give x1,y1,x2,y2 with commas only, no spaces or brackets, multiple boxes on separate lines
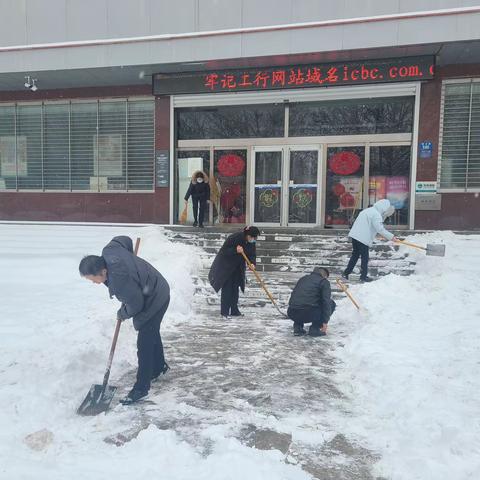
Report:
213,149,247,224
0,100,154,192
369,146,411,226
44,104,70,190
325,146,365,227
16,105,42,190
176,104,284,140
288,150,318,224
254,151,282,223
289,97,414,137
440,82,480,190
176,150,210,224
0,106,18,190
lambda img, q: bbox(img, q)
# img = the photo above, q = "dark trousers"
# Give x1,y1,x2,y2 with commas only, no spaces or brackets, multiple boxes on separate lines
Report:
344,238,370,279
221,276,241,316
288,304,335,329
192,198,207,225
134,296,170,392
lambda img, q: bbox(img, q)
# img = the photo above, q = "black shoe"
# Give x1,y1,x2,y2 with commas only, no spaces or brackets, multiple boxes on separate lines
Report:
341,272,349,280
120,388,148,405
221,314,231,320
199,224,205,228
360,277,373,283
151,362,170,381
230,310,244,317
308,326,326,337
293,325,307,336
193,221,198,227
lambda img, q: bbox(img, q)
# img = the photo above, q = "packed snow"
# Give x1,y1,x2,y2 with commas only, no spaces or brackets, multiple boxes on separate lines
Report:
0,224,478,479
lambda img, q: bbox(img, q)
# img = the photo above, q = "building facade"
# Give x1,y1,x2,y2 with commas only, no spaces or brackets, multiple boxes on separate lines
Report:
0,0,479,229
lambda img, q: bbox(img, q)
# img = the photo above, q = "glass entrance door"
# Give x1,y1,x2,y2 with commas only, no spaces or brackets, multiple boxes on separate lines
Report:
252,146,320,226
253,148,283,225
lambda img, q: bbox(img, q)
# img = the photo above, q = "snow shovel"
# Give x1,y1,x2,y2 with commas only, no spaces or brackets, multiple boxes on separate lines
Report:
396,239,446,257
336,279,360,311
240,251,288,318
77,237,141,416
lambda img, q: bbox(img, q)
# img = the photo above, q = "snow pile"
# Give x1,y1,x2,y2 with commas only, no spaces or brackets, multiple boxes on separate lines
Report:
0,224,310,480
333,231,480,479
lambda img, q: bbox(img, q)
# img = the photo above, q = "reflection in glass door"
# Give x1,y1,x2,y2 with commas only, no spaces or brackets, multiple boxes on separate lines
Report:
325,146,365,227
369,145,411,226
288,148,318,224
253,149,283,224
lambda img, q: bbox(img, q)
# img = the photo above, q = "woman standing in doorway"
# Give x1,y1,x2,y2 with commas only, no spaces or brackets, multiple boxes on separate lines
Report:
184,171,210,228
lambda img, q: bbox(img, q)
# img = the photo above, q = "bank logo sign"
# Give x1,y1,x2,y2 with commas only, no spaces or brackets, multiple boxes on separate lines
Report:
154,56,434,95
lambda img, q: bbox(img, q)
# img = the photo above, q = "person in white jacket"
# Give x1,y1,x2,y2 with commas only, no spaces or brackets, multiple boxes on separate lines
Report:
342,199,398,282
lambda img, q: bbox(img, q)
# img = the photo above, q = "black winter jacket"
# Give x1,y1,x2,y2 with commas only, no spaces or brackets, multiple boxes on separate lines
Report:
185,181,210,202
288,271,333,323
102,236,170,331
208,231,256,293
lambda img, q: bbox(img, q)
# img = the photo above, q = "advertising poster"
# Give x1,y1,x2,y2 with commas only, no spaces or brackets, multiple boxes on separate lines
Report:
386,176,409,209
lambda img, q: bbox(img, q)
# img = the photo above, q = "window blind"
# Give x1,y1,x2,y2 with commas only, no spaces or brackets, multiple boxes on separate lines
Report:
0,99,154,192
440,81,480,190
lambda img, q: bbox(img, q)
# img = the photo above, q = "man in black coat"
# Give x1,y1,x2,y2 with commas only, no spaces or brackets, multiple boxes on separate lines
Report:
208,226,259,319
287,267,336,337
184,170,210,228
79,236,170,404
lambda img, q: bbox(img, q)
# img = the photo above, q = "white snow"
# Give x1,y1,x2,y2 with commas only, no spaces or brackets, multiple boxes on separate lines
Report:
0,224,311,480
1,224,479,479
333,231,480,480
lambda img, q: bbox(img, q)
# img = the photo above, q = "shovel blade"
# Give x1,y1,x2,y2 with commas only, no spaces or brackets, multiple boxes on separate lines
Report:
77,384,117,416
426,244,446,257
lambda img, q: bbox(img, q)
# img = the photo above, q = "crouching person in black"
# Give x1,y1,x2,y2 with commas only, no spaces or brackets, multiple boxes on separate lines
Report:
287,267,336,337
208,226,259,319
79,236,170,405
184,170,210,228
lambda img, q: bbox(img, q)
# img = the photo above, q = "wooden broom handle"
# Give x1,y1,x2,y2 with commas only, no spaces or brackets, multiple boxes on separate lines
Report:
240,250,278,307
336,279,360,310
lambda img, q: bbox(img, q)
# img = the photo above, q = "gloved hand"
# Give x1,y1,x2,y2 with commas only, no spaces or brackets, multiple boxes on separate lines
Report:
117,305,128,322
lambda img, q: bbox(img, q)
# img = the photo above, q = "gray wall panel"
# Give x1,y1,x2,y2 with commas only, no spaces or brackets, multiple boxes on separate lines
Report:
291,0,346,22
63,45,108,69
347,0,400,18
198,0,242,31
26,0,67,43
397,15,459,43
66,0,108,41
0,0,27,46
106,0,149,37
342,20,399,50
399,0,461,12
289,25,344,55
241,30,292,57
241,0,293,28
149,0,196,35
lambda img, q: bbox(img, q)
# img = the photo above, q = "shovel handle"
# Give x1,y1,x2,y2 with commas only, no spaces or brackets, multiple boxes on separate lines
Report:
240,250,283,312
336,279,361,310
396,239,426,251
101,236,141,392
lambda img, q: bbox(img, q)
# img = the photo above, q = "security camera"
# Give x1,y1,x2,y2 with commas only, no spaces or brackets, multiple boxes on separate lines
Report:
30,79,38,92
24,76,32,88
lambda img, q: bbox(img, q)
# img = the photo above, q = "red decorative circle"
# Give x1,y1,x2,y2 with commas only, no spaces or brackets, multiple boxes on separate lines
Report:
217,154,246,177
340,192,355,208
329,151,361,176
332,183,346,196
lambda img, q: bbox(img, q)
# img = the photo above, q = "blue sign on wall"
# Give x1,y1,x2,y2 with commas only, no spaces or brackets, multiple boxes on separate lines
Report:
419,141,433,158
